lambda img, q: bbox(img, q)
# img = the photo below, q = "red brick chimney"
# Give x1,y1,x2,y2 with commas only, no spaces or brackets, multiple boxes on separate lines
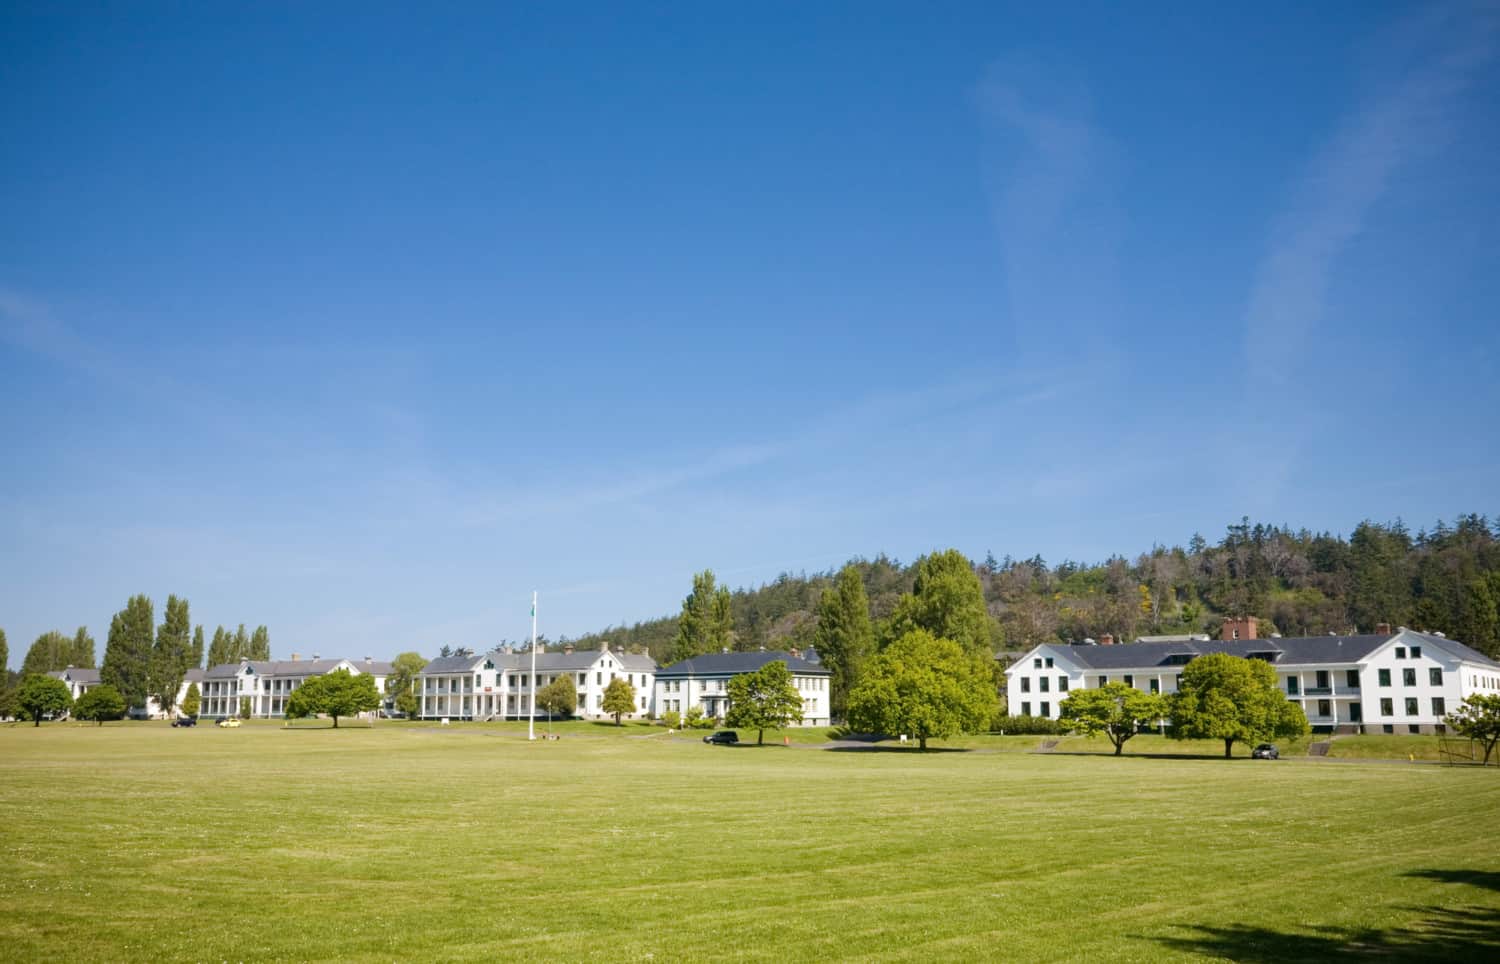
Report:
1220,617,1259,641
1099,633,1115,646
1375,622,1392,635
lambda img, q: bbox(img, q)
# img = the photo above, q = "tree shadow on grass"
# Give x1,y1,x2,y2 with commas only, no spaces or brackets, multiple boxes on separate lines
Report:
1043,750,1237,761
1151,872,1500,962
824,744,971,753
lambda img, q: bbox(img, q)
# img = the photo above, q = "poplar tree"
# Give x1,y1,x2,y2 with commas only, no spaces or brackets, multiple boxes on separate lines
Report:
22,631,73,676
249,625,271,660
102,594,154,712
0,627,7,678
150,595,193,715
813,564,875,722
673,570,733,662
70,627,96,668
232,624,250,662
192,625,205,668
207,626,232,666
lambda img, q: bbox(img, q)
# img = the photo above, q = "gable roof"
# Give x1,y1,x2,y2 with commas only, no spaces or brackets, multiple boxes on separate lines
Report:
419,648,657,676
655,651,829,679
204,658,393,679
47,668,102,684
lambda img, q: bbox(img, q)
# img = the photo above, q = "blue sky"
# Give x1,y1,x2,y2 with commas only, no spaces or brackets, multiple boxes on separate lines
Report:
3,2,1498,665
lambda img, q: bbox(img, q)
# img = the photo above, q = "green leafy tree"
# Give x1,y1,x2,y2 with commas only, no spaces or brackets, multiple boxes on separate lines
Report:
231,624,251,662
384,652,427,718
207,626,232,667
813,564,875,722
74,684,127,725
882,550,996,657
285,670,380,728
191,625,205,668
182,682,201,718
70,627,96,668
725,660,804,745
239,696,252,719
536,675,577,728
150,594,193,716
1059,683,1167,755
847,629,999,750
102,595,154,713
602,677,637,725
661,709,681,729
248,625,271,660
22,631,73,676
674,570,733,662
1168,653,1309,758
1446,694,1500,765
16,674,73,726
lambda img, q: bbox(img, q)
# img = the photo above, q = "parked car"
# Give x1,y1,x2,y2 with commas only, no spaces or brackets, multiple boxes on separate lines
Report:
217,718,242,728
171,717,197,728
703,730,739,745
1251,743,1279,760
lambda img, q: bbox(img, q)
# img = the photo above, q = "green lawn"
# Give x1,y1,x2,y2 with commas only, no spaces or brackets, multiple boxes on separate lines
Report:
2,722,1498,961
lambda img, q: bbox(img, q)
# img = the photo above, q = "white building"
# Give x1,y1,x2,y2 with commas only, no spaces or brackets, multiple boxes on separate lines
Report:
47,667,101,702
416,643,656,721
201,657,392,719
654,650,831,727
46,666,206,719
1003,627,1500,735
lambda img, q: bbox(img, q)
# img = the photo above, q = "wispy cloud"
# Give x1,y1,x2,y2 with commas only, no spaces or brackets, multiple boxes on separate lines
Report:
1243,4,1500,384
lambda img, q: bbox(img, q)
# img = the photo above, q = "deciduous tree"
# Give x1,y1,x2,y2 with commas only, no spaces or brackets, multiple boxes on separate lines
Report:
725,660,804,745
536,675,577,725
1168,653,1308,758
847,629,999,750
150,595,193,716
74,684,127,725
248,625,271,660
601,677,636,725
192,625,205,668
1446,694,1500,765
384,652,427,718
1059,683,1166,755
16,674,73,726
102,595,154,713
813,564,875,722
285,670,380,728
22,631,73,676
207,626,232,667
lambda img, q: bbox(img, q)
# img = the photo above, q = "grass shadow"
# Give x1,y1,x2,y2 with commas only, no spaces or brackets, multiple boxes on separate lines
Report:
824,745,972,754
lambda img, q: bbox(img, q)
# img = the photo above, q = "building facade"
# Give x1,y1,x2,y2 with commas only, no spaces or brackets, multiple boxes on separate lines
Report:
200,658,392,719
1003,628,1500,734
416,643,656,721
654,650,831,727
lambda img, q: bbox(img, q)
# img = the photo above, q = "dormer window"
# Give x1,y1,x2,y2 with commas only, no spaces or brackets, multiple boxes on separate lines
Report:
1395,647,1406,659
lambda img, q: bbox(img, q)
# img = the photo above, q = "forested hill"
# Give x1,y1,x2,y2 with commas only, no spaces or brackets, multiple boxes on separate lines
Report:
559,515,1500,663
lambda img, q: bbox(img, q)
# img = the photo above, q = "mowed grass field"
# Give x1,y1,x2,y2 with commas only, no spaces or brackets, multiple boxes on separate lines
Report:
2,723,1498,962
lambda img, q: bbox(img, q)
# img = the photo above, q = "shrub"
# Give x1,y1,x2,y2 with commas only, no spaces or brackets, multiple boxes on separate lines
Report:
661,709,681,730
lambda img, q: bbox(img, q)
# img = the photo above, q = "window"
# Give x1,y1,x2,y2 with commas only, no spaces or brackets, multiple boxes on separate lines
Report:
596,672,602,685
1402,668,1416,687
1405,698,1418,716
1316,670,1329,689
1098,676,1108,687
1039,677,1050,693
1378,669,1391,687
1346,670,1360,689
1149,679,1160,694
1411,647,1421,659
1383,724,1394,734
1349,703,1362,722
1432,697,1445,716
1395,647,1406,659
1429,668,1443,686
1045,657,1054,668
1020,678,1030,693
1033,658,1042,669
1380,698,1393,716
474,675,481,687
1286,676,1299,695
1318,700,1331,717
1040,701,1050,717
578,673,585,686
1123,674,1134,688
1021,702,1031,716
1058,676,1069,692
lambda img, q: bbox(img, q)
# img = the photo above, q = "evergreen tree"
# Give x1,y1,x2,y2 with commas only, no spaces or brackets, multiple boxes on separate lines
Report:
812,564,875,722
207,626,232,667
182,681,201,718
22,631,73,676
101,595,154,713
0,627,7,679
248,625,271,660
673,570,730,662
70,627,96,668
150,595,194,716
192,625,205,668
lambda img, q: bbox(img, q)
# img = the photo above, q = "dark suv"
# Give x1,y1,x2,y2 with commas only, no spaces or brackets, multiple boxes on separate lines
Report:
703,730,739,745
171,717,197,728
1251,743,1279,760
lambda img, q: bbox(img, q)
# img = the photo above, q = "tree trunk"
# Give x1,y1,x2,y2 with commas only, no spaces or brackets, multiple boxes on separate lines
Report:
33,716,40,727
1114,740,1123,755
333,715,340,729
758,729,764,746
1224,738,1233,758
919,735,927,751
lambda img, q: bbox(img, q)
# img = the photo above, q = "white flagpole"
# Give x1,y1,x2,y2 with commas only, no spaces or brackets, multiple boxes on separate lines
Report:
528,590,537,741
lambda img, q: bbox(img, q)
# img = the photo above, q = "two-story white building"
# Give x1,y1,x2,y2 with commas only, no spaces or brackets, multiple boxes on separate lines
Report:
47,666,207,719
201,657,392,719
415,643,656,721
654,649,831,727
1003,625,1500,735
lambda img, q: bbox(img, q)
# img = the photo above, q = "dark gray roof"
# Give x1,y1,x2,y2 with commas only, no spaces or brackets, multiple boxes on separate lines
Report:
1010,630,1500,671
204,658,392,679
420,648,656,676
656,651,829,679
183,668,205,683
48,668,102,684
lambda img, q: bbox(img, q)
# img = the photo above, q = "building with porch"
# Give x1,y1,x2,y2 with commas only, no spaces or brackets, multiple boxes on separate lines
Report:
1003,624,1500,734
415,643,655,721
200,657,391,719
654,649,831,727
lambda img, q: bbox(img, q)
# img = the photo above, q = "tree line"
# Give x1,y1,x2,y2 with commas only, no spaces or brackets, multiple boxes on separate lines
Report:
561,513,1500,664
0,594,274,719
